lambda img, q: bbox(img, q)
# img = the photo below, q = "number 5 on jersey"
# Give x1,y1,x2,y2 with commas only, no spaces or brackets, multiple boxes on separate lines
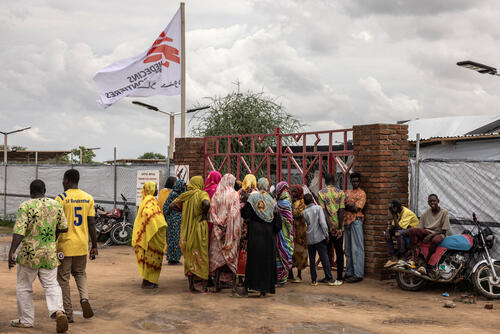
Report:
74,206,83,226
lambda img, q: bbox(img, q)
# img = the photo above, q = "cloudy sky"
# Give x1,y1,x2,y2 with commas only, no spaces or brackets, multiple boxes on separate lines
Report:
1,0,500,161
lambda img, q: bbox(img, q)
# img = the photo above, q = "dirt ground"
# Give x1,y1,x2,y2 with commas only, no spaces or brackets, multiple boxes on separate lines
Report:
0,231,499,334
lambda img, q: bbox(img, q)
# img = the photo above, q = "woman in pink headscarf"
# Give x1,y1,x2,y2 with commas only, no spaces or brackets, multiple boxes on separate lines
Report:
204,171,222,199
209,174,243,294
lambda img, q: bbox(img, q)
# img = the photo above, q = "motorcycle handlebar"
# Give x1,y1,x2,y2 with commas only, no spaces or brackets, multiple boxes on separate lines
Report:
120,193,127,201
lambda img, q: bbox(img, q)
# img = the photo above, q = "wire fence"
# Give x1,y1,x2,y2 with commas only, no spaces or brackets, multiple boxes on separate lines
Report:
0,162,174,221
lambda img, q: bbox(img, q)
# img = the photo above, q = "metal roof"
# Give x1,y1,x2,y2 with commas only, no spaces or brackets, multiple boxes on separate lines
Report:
403,115,500,141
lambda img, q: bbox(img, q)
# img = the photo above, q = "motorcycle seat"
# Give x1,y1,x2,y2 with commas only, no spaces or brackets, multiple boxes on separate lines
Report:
438,234,473,251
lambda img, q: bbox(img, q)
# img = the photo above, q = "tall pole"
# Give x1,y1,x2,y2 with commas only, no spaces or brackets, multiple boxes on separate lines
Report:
113,147,117,208
3,134,6,164
169,114,175,160
414,133,421,215
180,2,186,138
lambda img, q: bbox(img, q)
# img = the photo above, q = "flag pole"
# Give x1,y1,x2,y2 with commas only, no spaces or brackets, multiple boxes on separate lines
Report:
180,2,186,138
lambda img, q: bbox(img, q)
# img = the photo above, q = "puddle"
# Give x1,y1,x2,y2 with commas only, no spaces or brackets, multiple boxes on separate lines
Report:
134,310,215,332
279,293,392,309
382,318,442,325
288,322,373,334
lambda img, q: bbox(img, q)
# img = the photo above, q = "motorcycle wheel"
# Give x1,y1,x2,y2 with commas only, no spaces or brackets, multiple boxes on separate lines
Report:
473,262,500,299
396,272,427,291
110,223,133,245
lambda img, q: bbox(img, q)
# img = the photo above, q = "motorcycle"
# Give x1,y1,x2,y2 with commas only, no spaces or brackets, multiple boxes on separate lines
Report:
95,194,133,245
391,213,500,299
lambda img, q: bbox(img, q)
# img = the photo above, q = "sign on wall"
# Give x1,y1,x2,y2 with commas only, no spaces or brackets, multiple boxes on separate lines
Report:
136,170,161,206
175,165,189,182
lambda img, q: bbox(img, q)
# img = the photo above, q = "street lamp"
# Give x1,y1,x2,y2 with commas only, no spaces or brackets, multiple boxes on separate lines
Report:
0,127,31,164
131,101,209,159
457,60,500,76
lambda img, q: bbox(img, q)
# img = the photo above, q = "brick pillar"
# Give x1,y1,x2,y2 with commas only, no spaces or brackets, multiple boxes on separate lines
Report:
174,137,206,179
352,124,409,279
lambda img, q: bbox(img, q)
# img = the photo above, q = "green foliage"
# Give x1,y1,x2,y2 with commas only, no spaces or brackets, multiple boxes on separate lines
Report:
191,87,303,138
0,218,15,228
138,152,166,160
68,146,96,164
0,145,27,151
190,85,304,180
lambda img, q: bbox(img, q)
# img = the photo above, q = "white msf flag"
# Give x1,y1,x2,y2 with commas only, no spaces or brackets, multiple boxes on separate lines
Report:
93,8,181,107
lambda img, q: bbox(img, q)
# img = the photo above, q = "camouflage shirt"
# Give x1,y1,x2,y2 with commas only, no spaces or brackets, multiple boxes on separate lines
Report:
13,197,68,269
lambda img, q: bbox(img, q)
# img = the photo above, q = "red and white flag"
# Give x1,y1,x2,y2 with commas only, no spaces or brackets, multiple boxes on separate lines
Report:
93,8,181,107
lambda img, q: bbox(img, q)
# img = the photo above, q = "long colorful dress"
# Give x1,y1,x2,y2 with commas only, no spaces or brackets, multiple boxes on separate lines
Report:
163,179,186,262
174,176,211,280
132,182,167,283
209,174,243,274
292,184,308,271
275,181,294,284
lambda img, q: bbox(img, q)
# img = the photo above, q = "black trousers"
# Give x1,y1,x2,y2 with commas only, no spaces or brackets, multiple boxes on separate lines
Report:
308,240,333,282
328,233,344,280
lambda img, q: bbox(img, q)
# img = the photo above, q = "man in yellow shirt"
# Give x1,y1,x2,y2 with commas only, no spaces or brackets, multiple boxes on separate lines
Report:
56,169,98,323
384,200,419,267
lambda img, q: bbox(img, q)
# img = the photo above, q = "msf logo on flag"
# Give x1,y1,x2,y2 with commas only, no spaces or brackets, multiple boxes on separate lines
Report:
144,32,180,68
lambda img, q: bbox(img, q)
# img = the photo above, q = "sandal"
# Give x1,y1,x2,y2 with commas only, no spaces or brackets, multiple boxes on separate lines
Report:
10,319,33,328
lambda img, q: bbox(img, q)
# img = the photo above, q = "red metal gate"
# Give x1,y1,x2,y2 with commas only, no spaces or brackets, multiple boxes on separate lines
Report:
203,127,353,190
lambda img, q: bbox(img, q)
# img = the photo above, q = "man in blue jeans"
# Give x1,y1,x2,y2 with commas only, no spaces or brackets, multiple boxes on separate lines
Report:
344,173,366,283
302,194,335,286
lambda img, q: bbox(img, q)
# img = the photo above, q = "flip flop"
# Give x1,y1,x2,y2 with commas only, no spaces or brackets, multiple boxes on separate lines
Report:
10,319,33,328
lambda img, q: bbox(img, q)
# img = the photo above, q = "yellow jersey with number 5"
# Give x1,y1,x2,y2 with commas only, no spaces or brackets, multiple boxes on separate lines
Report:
55,189,95,256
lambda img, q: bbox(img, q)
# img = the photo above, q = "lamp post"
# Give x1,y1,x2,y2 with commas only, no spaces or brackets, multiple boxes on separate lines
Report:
131,101,209,160
457,60,500,76
0,127,31,164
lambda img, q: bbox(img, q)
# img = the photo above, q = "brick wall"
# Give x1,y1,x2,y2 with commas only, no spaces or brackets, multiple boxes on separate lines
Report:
174,137,206,179
352,124,409,279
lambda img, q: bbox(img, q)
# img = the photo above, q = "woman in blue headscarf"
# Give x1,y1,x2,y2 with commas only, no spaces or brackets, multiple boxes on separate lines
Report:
275,181,294,286
163,179,186,264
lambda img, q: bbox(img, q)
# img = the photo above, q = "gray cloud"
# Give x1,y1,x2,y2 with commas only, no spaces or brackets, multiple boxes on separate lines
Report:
0,0,500,162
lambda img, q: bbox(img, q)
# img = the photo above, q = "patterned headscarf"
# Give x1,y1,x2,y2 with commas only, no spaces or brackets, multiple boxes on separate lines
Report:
247,187,276,223
204,171,222,199
141,182,156,201
276,181,290,201
257,177,270,192
242,174,257,191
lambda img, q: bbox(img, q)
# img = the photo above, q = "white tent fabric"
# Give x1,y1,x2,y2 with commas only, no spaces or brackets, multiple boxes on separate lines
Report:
410,159,500,259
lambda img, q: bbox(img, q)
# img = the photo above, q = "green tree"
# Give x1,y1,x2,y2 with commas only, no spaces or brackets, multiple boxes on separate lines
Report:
190,86,304,179
0,145,27,151
138,152,166,160
69,146,96,164
191,87,303,138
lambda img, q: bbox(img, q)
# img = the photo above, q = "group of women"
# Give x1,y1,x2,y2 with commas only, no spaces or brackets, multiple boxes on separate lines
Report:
131,171,310,297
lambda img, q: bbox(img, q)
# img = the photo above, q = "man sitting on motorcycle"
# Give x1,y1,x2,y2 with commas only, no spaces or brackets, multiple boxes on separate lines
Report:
408,194,451,275
384,200,419,268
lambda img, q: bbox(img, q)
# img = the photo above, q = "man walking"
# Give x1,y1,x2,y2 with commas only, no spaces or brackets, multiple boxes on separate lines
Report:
344,173,366,283
8,180,69,333
302,193,335,286
56,169,98,322
318,173,345,286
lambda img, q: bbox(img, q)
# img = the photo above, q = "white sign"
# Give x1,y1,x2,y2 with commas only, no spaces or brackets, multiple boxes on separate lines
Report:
175,165,189,182
93,8,181,108
136,170,161,206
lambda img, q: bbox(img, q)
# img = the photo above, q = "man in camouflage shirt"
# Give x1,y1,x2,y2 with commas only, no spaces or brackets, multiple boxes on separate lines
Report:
8,180,69,333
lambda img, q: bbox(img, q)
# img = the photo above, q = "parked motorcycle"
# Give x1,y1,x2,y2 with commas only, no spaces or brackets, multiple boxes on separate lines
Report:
391,213,500,299
95,194,133,245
